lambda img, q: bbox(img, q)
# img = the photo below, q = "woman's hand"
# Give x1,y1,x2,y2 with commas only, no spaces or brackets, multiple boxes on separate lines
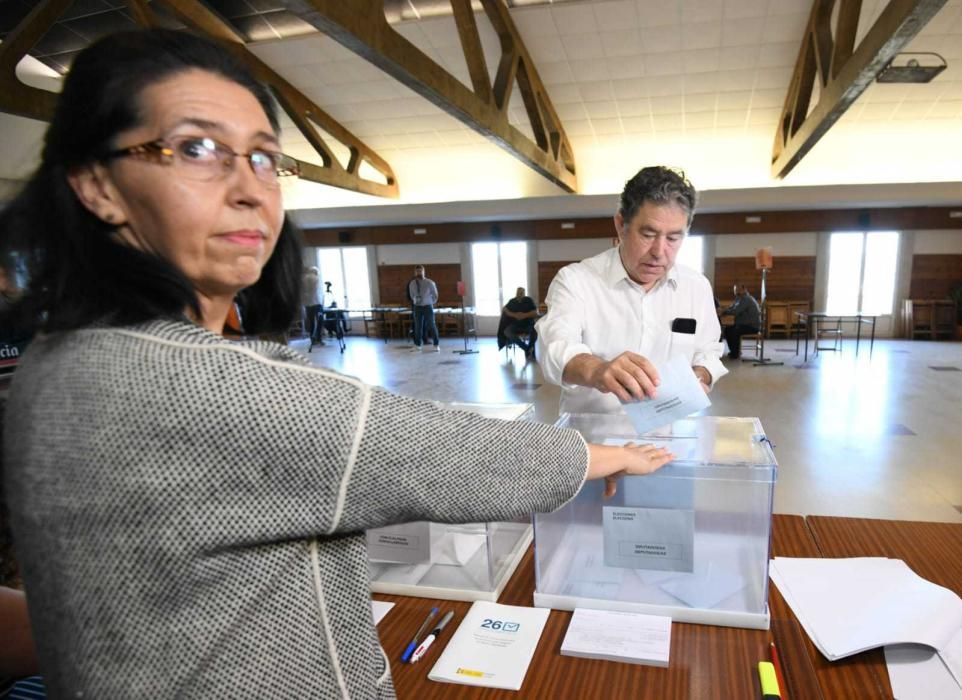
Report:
586,443,674,498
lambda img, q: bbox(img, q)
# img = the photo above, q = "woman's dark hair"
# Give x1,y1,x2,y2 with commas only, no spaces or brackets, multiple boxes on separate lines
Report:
0,28,301,335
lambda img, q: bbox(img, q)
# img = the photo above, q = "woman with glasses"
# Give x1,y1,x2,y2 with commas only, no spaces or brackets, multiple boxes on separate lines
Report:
0,30,672,698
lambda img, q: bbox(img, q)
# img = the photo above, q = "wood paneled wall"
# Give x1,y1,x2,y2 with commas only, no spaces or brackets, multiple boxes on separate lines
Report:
537,261,575,303
909,255,962,299
302,207,962,246
714,257,816,302
377,264,462,305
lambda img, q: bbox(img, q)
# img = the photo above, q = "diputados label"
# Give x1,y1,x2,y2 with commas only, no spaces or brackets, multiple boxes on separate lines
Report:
602,506,694,572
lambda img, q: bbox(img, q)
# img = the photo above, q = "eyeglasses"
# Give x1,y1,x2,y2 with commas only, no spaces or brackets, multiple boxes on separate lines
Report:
104,135,299,187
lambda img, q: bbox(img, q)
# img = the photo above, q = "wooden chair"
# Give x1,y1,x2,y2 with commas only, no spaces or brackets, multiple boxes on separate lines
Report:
765,302,791,338
911,301,935,339
362,312,379,338
934,301,956,339
740,331,762,359
439,312,459,337
380,311,402,340
911,300,956,340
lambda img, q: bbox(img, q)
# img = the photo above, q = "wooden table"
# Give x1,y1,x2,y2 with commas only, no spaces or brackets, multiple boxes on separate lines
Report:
375,515,825,699
375,515,962,698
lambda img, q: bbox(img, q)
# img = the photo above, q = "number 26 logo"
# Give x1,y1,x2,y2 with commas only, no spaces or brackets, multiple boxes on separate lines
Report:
481,619,520,632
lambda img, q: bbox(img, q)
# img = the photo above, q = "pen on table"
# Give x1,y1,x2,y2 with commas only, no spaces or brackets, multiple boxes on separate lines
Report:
769,641,789,700
410,611,454,664
400,607,438,663
758,661,781,700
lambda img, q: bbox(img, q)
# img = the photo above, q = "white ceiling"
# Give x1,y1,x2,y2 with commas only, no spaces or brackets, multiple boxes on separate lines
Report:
253,0,962,210
2,0,961,211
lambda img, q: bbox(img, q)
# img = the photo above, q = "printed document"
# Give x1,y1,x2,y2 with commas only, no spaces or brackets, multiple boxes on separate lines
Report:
622,355,711,435
770,557,962,689
561,608,671,667
428,601,549,690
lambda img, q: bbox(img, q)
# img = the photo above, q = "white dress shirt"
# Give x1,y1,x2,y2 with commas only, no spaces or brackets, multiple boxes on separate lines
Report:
536,246,727,414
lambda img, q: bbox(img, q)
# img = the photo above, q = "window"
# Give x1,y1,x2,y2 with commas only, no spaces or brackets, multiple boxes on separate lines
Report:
315,247,372,314
826,232,900,315
471,241,528,316
675,235,704,274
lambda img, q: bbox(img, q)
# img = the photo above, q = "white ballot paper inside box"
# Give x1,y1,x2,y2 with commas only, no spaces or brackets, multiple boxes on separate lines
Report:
366,522,485,566
622,355,711,436
603,505,694,572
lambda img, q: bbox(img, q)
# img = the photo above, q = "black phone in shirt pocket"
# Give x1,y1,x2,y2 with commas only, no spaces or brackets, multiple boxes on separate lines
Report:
671,318,697,334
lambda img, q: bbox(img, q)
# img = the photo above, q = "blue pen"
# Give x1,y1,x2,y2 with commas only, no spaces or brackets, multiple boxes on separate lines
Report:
401,607,438,663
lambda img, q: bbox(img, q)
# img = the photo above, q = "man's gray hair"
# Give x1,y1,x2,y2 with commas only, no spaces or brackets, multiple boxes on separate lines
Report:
619,166,697,228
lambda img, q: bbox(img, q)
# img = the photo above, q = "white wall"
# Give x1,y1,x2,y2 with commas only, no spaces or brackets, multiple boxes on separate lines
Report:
713,232,818,258
912,230,962,254
375,242,461,265
537,238,612,262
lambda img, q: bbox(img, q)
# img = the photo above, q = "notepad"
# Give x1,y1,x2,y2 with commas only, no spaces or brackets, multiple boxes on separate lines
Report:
428,601,549,690
560,608,671,667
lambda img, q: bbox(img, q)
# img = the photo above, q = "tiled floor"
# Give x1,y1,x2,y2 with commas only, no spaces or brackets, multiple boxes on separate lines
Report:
298,334,962,524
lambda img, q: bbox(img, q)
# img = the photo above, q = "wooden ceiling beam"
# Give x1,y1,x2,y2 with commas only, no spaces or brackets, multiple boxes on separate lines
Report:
831,0,863,78
0,0,74,122
772,0,947,179
281,0,578,193
0,0,398,198
149,0,398,198
451,1,492,103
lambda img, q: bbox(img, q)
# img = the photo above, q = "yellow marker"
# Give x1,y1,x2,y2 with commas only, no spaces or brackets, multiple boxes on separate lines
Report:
758,661,781,699
456,667,484,678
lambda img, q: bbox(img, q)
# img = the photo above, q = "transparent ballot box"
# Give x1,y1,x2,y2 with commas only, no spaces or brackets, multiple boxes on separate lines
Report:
534,414,777,630
366,402,535,601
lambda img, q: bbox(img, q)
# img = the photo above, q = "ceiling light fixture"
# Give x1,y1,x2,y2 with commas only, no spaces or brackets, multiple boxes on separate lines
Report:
876,52,947,83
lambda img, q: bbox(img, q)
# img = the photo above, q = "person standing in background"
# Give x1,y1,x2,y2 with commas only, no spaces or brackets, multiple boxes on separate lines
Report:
407,264,440,352
301,266,321,345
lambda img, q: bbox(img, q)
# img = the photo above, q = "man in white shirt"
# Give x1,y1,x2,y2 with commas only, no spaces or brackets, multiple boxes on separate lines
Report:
537,166,727,414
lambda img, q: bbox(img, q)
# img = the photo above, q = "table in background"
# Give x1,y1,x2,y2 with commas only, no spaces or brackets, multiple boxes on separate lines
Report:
796,312,878,362
375,515,826,699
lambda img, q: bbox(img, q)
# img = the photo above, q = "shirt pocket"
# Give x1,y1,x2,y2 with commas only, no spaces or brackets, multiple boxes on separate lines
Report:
669,331,696,363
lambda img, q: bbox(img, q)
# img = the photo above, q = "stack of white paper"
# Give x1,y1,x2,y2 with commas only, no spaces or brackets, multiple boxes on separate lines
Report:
428,601,549,690
560,608,671,667
770,557,962,698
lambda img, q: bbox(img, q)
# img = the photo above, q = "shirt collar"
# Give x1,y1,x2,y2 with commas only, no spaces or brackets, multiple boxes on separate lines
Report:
607,247,679,292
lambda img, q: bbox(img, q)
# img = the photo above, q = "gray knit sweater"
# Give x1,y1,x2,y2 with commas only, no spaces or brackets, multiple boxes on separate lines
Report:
3,319,588,698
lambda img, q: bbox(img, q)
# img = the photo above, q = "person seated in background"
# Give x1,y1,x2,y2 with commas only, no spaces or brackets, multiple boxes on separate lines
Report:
497,287,539,358
720,283,761,359
321,281,343,338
